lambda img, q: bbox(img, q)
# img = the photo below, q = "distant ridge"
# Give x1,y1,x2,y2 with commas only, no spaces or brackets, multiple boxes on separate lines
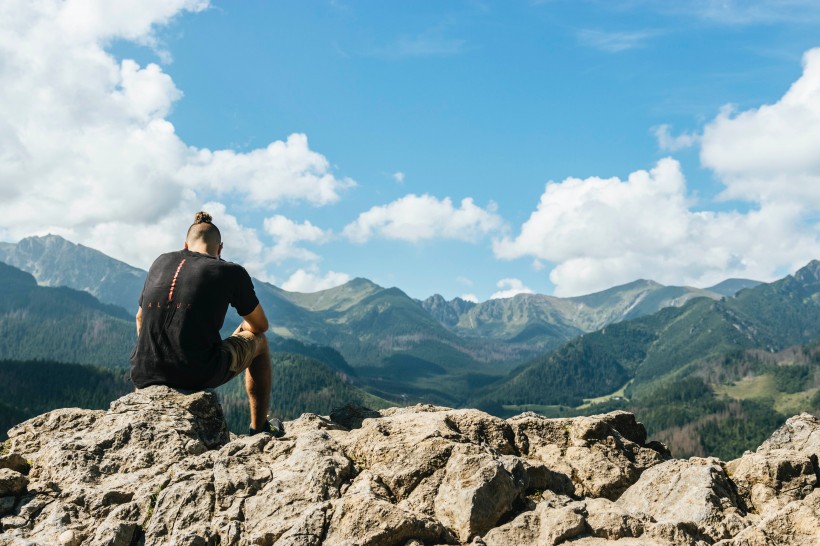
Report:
0,234,146,314
421,277,728,341
705,278,763,297
0,261,135,366
476,259,820,411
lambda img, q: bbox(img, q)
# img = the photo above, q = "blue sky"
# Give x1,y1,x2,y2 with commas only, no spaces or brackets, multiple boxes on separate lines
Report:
2,0,820,300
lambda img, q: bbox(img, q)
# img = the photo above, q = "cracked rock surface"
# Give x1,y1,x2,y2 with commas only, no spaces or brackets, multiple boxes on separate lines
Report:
1,387,818,546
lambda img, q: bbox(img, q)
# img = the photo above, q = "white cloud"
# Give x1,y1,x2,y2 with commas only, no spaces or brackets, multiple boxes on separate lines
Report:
494,158,690,264
0,0,352,274
577,29,658,53
460,293,479,303
178,134,355,208
490,278,534,300
343,194,502,243
281,268,351,293
456,276,474,287
263,215,331,263
653,124,699,151
701,48,820,206
494,155,820,296
393,171,405,184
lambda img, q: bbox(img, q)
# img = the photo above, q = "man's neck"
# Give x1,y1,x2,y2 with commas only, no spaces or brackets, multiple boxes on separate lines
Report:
184,242,219,257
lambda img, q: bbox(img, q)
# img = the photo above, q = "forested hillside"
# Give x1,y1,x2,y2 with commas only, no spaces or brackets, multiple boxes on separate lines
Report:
0,359,132,439
0,262,135,366
473,261,820,458
215,352,391,433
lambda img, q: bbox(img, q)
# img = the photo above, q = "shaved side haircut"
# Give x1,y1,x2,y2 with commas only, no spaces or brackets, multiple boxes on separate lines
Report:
186,211,222,252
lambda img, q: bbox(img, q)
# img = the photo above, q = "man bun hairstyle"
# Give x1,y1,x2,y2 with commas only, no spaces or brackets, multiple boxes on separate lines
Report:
194,211,213,224
186,210,221,250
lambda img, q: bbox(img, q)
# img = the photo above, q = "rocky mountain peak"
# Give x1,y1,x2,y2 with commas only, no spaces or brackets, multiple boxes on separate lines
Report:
2,388,818,545
794,259,820,285
0,235,146,314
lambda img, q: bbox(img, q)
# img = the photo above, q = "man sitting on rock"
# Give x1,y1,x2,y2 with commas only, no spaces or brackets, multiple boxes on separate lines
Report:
130,211,283,436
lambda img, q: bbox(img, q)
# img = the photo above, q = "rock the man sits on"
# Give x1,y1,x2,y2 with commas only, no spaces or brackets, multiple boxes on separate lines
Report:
130,211,275,434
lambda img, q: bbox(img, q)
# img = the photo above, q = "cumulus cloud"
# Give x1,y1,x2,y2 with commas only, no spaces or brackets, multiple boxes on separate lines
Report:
495,155,820,296
460,293,479,303
263,215,331,263
0,0,352,273
343,194,502,243
492,50,820,297
701,48,820,206
653,124,699,151
281,268,351,293
490,278,534,300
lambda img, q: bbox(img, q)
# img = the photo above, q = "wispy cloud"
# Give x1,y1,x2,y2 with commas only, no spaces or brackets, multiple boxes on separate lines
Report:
682,0,820,25
621,0,820,26
577,28,658,53
653,124,700,151
366,26,466,59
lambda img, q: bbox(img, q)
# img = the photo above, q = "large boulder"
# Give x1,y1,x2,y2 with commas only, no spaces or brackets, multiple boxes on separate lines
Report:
508,410,669,500
617,457,747,542
716,489,820,546
1,388,818,546
725,449,816,515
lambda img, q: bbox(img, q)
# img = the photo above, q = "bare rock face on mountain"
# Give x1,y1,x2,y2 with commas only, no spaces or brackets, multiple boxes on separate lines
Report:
1,388,818,546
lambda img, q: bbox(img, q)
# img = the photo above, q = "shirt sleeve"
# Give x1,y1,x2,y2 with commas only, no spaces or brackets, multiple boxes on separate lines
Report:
232,266,260,317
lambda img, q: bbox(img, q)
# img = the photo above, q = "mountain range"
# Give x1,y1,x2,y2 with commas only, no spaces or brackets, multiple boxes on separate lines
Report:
0,235,762,378
478,259,820,409
0,234,817,457
0,235,145,314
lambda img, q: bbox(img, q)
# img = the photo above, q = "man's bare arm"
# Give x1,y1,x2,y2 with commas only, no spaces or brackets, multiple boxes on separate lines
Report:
135,307,143,336
240,303,269,335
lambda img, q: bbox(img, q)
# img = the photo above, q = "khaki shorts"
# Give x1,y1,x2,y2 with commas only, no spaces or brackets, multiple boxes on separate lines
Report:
222,332,260,376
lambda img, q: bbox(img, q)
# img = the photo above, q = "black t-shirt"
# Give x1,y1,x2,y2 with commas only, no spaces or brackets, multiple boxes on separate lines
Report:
130,249,259,390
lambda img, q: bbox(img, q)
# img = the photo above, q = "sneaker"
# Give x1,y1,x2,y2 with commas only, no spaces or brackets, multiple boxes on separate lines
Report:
249,416,285,438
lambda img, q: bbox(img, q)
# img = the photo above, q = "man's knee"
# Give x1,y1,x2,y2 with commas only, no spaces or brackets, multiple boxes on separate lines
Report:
254,333,269,356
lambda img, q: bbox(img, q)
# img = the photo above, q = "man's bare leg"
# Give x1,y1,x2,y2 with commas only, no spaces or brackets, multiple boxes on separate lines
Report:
245,336,271,430
246,349,271,431
233,327,271,431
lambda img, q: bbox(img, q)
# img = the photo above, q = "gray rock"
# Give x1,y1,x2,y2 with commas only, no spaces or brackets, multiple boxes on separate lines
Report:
508,410,669,500
1,387,818,545
0,455,29,475
716,489,820,546
726,449,817,515
433,445,517,541
757,413,820,457
482,498,586,546
0,469,28,497
617,458,747,542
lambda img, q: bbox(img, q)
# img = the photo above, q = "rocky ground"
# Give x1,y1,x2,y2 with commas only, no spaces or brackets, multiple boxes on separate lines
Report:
0,386,818,546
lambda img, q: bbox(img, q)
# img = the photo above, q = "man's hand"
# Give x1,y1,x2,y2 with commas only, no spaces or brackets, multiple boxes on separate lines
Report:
135,307,143,336
240,303,269,335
